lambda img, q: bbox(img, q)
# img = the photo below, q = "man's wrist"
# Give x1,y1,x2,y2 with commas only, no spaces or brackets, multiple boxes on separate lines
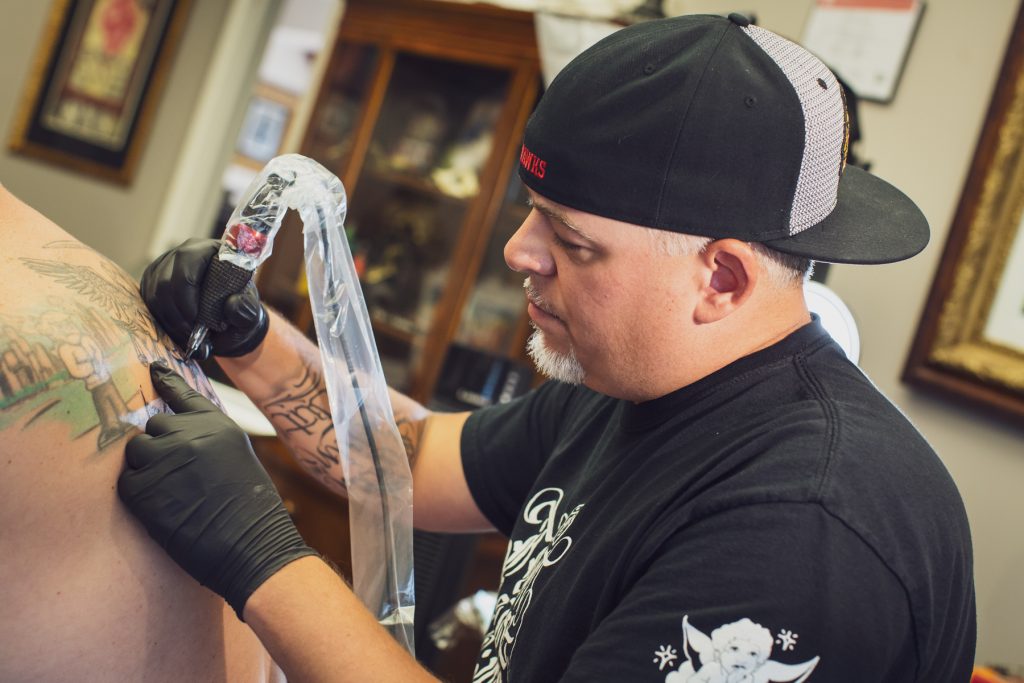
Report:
242,555,437,682
227,544,320,620
243,555,336,623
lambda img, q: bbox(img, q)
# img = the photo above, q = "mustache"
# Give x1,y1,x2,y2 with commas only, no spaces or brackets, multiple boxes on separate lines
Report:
523,277,559,319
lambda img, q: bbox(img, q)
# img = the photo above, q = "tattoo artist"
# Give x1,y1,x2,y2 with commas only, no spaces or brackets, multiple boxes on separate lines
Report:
118,14,976,683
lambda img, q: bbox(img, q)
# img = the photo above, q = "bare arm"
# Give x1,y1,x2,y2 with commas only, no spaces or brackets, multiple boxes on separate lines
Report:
244,556,438,683
217,308,492,532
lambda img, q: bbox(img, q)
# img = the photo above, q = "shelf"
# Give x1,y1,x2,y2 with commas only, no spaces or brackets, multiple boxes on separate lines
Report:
370,313,418,345
362,166,474,205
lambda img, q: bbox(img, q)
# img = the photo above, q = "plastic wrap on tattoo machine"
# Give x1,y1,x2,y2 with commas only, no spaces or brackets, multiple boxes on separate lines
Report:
230,154,415,651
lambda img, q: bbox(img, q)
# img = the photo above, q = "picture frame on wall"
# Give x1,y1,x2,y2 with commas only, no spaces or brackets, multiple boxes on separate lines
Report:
234,83,296,169
903,4,1024,423
8,0,192,185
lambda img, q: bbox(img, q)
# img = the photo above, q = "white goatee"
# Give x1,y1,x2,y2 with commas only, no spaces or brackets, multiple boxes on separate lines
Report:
523,276,586,384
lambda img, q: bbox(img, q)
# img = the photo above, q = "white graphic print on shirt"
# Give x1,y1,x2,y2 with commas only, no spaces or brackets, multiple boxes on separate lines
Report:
472,487,584,683
663,615,819,683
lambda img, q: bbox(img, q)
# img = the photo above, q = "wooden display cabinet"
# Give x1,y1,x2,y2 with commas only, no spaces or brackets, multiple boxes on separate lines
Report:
248,1,542,680
257,0,540,405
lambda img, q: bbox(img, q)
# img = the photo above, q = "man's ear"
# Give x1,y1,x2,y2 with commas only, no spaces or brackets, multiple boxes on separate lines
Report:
694,239,758,324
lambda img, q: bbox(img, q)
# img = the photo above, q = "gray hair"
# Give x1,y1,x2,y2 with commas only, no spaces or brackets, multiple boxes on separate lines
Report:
647,229,813,288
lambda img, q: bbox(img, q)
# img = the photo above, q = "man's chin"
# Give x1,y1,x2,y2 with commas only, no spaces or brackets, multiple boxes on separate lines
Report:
527,328,586,385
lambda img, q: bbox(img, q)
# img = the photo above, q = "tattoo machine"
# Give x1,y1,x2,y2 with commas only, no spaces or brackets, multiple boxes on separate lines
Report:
183,171,293,360
211,154,416,652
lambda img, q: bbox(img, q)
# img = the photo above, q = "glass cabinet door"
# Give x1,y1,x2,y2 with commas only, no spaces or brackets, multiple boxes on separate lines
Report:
453,174,530,357
308,44,380,171
426,173,534,410
258,43,379,321
345,53,511,392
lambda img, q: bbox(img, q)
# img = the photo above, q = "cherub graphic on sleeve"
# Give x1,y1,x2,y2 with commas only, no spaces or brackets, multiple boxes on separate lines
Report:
663,616,819,683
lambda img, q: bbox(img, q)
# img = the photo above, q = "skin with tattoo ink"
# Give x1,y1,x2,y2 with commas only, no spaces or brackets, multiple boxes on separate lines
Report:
0,186,277,682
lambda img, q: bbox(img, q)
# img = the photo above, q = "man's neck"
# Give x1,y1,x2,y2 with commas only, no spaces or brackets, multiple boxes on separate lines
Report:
635,299,812,402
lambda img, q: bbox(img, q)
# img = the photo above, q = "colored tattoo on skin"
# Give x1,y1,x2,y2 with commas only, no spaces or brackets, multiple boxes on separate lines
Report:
0,245,219,449
20,249,215,396
36,308,133,449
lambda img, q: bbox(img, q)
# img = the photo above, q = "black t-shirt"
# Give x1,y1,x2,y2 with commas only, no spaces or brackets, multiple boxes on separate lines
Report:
461,320,975,683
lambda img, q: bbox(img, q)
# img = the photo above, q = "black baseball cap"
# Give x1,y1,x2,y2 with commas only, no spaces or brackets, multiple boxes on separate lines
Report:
517,13,929,265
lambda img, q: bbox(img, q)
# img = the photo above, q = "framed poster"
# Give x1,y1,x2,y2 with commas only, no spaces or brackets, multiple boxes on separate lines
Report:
903,4,1024,423
802,0,925,103
234,83,296,169
8,0,192,184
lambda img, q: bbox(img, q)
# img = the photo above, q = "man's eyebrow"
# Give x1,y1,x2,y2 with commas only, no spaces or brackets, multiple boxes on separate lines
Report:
526,196,597,243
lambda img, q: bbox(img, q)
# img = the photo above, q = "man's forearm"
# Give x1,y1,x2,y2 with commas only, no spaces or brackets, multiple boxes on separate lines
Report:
217,309,429,496
245,556,438,682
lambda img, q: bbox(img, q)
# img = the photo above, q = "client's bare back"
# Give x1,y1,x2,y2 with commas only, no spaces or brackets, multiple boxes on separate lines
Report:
0,186,277,682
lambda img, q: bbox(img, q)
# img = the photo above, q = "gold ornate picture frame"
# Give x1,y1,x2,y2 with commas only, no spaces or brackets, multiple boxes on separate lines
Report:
904,5,1024,422
8,0,192,185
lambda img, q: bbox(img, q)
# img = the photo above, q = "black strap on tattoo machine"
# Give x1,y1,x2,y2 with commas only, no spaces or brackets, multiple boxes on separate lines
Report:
184,258,254,360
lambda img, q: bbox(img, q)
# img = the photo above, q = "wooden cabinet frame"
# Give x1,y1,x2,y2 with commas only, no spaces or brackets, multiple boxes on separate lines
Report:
257,0,539,404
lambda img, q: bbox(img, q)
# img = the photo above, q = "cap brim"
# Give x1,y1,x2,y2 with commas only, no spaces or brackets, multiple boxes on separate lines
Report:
762,165,930,265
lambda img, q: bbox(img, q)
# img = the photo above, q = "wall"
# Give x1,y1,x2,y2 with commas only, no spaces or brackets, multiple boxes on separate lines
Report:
0,1,230,275
673,0,1024,669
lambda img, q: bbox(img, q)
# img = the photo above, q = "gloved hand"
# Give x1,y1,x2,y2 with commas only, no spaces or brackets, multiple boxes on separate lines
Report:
140,238,269,361
118,360,318,619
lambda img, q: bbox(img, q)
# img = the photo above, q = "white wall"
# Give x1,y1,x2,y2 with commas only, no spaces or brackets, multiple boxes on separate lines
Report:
0,2,231,274
674,0,1024,669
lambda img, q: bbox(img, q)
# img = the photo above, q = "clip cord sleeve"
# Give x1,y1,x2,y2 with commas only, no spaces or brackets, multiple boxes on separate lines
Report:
222,154,416,652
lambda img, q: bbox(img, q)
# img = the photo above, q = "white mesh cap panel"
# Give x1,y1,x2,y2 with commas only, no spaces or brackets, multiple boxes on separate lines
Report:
741,25,847,234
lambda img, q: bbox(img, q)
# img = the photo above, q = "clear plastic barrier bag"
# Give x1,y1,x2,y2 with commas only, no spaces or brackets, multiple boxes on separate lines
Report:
217,153,415,651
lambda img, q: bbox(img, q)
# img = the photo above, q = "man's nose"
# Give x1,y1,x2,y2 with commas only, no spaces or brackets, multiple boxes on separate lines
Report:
504,210,555,276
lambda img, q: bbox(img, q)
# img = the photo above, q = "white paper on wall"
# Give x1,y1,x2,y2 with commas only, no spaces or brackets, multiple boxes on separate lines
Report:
535,13,623,87
801,0,925,103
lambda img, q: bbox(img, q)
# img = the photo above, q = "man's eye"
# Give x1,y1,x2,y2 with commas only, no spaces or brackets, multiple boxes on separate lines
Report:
553,232,584,252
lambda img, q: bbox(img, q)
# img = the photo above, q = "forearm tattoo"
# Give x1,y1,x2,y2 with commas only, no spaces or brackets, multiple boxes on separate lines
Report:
260,358,428,495
261,360,346,494
395,413,425,471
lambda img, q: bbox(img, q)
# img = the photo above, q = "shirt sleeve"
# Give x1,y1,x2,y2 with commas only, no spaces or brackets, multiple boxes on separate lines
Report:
560,502,918,683
460,380,578,536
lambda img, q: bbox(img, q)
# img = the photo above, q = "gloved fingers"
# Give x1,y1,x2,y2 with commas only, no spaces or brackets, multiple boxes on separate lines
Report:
141,239,218,347
124,432,155,469
177,238,220,286
213,285,269,358
144,413,173,436
124,431,180,469
222,283,263,328
142,253,189,344
167,240,219,335
116,467,153,515
164,293,198,346
193,340,213,362
139,249,168,309
149,361,218,414
116,451,201,547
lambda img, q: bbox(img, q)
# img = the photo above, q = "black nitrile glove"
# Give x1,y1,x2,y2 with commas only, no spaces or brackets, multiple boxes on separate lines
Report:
118,361,317,619
140,238,269,361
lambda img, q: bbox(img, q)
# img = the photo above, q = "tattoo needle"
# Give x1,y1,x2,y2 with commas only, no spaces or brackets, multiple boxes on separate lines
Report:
182,325,208,362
